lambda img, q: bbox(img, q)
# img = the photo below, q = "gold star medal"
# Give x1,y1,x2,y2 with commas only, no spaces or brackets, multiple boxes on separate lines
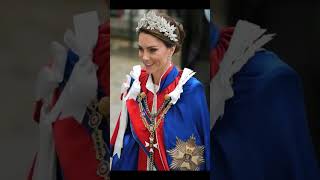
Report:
167,135,205,171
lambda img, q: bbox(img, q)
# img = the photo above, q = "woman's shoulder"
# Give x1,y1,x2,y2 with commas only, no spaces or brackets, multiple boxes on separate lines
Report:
182,74,204,94
234,50,302,94
239,50,299,79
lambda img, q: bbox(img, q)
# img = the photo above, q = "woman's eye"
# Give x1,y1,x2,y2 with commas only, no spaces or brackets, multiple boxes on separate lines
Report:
149,48,157,53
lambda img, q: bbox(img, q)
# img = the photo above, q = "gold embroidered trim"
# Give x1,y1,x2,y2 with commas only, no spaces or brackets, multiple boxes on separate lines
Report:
88,98,109,180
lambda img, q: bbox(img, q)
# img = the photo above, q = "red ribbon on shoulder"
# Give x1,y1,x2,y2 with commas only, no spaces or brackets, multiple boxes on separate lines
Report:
210,27,234,79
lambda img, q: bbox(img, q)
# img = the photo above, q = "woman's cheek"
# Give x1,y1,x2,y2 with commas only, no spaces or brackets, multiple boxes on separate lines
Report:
152,54,161,65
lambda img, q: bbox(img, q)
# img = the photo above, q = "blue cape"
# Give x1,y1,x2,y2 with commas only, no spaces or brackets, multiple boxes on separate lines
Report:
211,50,320,179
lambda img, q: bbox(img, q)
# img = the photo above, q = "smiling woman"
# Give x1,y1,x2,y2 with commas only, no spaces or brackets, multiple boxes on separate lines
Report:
138,33,174,85
136,11,185,86
110,10,210,171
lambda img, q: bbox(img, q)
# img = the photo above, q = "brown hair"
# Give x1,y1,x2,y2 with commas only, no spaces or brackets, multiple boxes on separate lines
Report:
137,11,185,54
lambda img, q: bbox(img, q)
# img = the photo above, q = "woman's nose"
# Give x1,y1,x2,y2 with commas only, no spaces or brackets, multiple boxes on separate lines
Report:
141,52,149,61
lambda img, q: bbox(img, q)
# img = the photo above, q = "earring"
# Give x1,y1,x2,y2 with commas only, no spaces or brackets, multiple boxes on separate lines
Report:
167,55,172,61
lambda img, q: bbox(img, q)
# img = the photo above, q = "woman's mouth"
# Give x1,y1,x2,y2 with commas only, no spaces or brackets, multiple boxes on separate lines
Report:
144,62,153,68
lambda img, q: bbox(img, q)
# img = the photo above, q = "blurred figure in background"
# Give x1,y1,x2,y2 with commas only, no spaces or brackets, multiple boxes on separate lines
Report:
210,4,320,179
28,10,109,180
225,0,320,162
180,9,210,102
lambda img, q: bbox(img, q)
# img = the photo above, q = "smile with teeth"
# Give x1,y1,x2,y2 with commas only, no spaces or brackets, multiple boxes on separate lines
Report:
144,63,153,67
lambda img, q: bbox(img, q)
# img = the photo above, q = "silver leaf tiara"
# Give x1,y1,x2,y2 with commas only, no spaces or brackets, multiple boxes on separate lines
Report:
136,10,178,42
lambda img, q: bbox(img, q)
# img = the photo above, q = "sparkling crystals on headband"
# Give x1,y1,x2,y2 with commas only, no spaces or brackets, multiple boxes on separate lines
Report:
136,10,178,42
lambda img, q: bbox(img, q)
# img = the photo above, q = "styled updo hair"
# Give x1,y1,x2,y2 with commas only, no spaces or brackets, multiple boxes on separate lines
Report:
137,11,185,54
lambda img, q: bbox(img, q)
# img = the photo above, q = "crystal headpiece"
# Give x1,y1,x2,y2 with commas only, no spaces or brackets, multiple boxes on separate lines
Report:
136,10,178,42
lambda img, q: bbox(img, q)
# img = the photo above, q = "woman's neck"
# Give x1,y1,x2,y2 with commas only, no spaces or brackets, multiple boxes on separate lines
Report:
152,62,171,85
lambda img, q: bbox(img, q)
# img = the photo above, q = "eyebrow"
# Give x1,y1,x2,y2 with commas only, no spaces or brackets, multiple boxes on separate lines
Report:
138,45,158,49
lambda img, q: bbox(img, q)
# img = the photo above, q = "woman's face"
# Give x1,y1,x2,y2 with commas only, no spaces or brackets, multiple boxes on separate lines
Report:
138,32,175,76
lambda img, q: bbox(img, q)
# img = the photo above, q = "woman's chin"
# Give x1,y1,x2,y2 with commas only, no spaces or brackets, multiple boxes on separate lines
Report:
145,65,154,74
